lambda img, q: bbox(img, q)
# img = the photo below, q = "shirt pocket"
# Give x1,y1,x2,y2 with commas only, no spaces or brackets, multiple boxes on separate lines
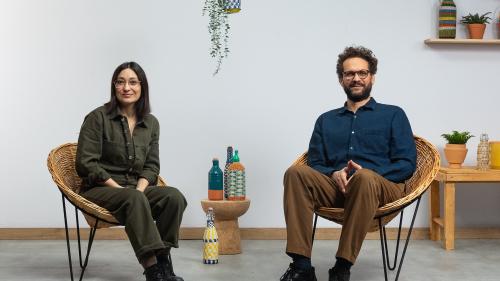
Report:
133,144,149,168
101,140,127,166
358,128,390,155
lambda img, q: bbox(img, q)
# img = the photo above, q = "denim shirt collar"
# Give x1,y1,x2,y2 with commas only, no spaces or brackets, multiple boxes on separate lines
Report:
337,97,377,115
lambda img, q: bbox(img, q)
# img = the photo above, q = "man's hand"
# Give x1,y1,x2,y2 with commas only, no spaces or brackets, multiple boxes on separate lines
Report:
332,160,363,194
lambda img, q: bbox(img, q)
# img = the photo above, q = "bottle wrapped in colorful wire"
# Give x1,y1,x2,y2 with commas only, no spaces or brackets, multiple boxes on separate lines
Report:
438,0,456,39
228,149,245,200
203,207,219,264
223,146,233,199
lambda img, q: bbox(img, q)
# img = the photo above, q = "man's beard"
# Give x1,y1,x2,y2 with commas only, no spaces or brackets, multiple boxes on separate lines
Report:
343,82,372,102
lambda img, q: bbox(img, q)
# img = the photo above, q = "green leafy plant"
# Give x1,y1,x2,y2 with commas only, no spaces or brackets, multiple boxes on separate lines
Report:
203,0,230,75
441,131,475,144
460,12,492,24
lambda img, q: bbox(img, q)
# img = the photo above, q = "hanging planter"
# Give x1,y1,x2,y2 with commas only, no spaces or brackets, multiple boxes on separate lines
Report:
203,0,241,75
224,0,241,14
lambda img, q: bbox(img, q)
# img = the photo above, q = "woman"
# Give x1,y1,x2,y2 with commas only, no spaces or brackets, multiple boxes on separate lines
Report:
76,62,186,281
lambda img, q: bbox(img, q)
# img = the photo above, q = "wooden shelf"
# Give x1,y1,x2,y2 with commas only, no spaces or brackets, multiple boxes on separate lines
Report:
425,38,500,45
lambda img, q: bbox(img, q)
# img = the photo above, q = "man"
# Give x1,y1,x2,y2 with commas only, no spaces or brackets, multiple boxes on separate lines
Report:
280,46,416,281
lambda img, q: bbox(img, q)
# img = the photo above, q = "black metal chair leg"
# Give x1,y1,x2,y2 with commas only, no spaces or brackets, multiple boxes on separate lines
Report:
382,210,404,270
312,214,319,246
62,195,75,281
62,194,99,281
378,197,422,281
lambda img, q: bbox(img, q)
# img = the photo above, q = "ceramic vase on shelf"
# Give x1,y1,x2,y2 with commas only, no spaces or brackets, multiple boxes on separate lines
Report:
223,146,233,199
208,158,223,200
438,0,457,39
227,150,246,200
490,142,500,169
203,207,219,264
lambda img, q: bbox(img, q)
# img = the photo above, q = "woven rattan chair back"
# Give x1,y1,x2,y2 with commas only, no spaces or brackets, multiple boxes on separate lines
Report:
292,135,440,231
47,143,167,229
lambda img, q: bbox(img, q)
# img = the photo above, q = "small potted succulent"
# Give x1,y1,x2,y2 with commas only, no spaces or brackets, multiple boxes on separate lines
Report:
460,12,492,39
441,130,474,168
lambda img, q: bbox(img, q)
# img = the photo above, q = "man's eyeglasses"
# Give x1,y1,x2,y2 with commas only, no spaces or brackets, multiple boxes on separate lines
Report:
114,80,141,88
342,70,370,80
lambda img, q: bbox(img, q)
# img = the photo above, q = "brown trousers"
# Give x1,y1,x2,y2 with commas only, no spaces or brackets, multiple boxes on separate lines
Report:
283,165,404,263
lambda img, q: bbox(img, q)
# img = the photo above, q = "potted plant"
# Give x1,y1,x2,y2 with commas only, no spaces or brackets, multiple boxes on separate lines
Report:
202,0,241,75
460,12,492,39
441,131,474,168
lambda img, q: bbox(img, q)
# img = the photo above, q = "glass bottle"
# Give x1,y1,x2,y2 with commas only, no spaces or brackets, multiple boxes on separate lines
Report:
439,0,457,39
223,146,233,199
477,133,490,170
228,149,246,200
208,158,223,200
203,207,219,264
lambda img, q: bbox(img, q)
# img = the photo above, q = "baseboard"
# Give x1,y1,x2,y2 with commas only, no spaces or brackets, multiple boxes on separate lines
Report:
1,227,500,240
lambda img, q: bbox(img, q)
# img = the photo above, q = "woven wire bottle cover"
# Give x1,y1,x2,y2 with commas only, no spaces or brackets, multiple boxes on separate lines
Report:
203,208,219,264
224,0,241,13
438,0,456,39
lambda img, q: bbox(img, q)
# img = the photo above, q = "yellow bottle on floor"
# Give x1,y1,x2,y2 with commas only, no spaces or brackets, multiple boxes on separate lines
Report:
203,207,219,264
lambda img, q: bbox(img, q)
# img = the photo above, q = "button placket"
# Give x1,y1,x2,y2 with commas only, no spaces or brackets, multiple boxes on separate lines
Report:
121,116,136,173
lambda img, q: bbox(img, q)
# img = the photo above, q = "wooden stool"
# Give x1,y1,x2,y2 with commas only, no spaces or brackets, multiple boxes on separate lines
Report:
201,199,250,255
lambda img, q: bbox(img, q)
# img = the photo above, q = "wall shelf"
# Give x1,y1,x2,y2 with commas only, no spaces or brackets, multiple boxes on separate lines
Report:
425,39,500,45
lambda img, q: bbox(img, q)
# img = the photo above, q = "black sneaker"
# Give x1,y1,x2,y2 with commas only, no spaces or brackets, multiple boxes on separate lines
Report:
328,266,350,281
157,253,184,281
144,264,166,281
280,263,317,281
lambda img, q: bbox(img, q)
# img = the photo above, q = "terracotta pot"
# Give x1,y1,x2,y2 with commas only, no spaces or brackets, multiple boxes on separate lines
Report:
444,144,467,168
467,24,486,39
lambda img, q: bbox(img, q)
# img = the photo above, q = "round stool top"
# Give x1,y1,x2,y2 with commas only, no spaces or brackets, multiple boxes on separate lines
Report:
201,199,250,220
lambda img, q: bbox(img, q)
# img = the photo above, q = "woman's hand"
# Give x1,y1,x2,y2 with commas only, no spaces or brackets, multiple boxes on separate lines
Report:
103,178,123,188
136,178,149,192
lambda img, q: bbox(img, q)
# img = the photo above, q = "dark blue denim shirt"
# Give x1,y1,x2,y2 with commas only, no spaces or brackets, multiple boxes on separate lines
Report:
307,98,416,183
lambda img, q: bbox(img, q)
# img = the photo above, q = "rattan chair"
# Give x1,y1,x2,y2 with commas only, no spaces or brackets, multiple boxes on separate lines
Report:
47,143,167,281
292,136,440,281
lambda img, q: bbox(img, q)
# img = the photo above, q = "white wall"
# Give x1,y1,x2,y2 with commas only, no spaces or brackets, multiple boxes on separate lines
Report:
1,0,500,229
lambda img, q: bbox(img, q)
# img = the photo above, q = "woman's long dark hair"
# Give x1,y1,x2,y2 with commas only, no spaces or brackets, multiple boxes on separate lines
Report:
105,62,150,119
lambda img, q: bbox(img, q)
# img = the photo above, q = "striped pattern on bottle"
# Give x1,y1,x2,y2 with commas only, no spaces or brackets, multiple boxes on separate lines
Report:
439,0,456,38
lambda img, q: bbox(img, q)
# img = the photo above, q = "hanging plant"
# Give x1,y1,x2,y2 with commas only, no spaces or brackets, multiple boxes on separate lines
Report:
202,0,241,75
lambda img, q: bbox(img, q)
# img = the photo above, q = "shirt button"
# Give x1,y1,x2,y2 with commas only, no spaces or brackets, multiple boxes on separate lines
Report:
129,168,133,172
354,115,357,119
350,146,353,150
128,155,133,160
121,117,125,122
352,131,355,134
126,142,131,145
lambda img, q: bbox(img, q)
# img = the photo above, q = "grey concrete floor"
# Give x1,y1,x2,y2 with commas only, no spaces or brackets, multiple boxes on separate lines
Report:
1,239,499,281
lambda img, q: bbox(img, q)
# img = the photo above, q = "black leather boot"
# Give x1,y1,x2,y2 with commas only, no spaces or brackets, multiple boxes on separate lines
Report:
157,253,184,281
280,263,317,281
144,264,165,281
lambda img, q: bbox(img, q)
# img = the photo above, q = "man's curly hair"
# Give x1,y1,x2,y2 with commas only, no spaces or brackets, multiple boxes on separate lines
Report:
336,46,378,80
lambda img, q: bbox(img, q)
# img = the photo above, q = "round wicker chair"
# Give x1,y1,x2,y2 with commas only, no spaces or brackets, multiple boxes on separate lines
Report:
292,135,440,281
47,143,167,281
